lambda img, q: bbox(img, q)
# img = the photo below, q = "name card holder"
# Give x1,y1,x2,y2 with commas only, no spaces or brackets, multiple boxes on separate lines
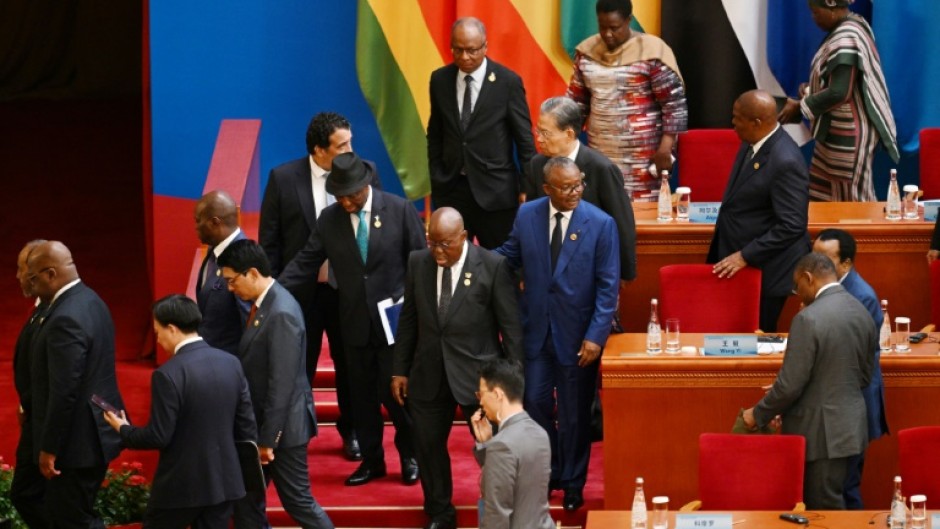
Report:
703,335,758,356
931,513,940,526
675,513,733,529
689,202,721,224
923,200,940,222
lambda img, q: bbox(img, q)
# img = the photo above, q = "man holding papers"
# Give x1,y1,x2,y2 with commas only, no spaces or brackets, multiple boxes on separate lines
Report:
280,152,426,487
392,207,522,529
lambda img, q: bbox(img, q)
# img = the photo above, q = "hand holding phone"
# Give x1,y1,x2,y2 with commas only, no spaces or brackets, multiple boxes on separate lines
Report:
90,394,119,414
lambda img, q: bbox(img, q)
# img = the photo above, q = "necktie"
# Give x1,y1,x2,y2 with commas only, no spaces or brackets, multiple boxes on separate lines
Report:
201,250,217,290
747,146,755,160
356,210,369,263
246,304,257,329
460,75,473,130
551,212,564,271
439,266,452,319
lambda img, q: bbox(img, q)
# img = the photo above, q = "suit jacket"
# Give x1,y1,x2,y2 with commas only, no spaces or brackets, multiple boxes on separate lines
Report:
428,60,536,211
279,188,426,347
119,340,257,509
14,302,45,460
841,268,889,440
238,282,316,449
197,230,250,355
29,282,124,467
707,127,810,297
496,198,620,364
393,244,523,406
259,156,382,280
527,145,638,280
473,411,553,529
754,285,876,462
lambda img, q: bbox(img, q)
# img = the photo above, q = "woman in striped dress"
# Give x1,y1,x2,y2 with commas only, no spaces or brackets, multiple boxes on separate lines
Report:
779,0,899,202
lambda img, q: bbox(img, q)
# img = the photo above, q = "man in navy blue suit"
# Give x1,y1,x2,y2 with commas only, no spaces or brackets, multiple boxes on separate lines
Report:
708,89,810,332
194,190,250,355
495,157,619,511
813,228,889,508
104,294,257,529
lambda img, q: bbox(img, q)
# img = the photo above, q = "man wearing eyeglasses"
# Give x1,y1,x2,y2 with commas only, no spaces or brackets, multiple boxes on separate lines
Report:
495,157,619,512
427,17,536,249
391,207,522,529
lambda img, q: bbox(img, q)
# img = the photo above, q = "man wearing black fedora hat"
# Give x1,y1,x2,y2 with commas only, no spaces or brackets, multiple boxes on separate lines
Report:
280,152,426,487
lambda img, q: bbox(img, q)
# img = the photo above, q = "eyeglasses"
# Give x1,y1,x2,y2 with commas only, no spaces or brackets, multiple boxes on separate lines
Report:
547,179,586,195
451,44,486,57
27,266,54,284
428,235,463,250
222,273,245,286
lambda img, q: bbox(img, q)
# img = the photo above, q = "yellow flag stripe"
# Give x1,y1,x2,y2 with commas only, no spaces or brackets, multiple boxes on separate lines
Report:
634,0,661,37
508,0,574,82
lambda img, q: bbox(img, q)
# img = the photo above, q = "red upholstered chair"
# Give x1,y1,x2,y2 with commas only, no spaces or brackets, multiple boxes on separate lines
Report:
898,426,940,508
659,264,761,332
677,129,741,201
682,433,806,512
932,260,940,328
920,128,940,199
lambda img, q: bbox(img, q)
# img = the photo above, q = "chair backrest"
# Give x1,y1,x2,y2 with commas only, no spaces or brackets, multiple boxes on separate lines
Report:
932,261,940,329
898,426,940,508
920,128,940,199
677,129,741,202
659,264,761,332
698,433,805,510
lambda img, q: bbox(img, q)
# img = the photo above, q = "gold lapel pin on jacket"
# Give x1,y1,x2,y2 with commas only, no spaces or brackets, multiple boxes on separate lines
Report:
373,215,382,229
464,272,472,286
570,233,578,241
753,162,760,170
488,72,496,82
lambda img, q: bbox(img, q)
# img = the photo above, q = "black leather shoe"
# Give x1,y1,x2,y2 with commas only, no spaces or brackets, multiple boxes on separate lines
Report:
563,489,584,511
344,462,386,486
425,521,456,529
401,457,420,485
342,433,362,461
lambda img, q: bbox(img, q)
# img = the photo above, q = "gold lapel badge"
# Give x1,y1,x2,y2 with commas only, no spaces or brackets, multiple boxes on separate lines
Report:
753,162,760,170
488,72,496,82
253,319,260,327
215,269,221,276
570,233,578,241
373,215,382,229
464,271,472,286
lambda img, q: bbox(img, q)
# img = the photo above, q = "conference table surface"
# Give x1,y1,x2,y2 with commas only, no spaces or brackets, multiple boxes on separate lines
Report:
586,510,893,529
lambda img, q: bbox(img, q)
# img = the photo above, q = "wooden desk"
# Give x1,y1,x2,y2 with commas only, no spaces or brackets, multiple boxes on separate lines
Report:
620,202,933,332
586,510,888,529
600,333,940,510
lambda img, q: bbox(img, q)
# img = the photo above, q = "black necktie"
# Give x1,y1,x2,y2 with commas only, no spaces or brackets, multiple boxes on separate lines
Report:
747,146,755,160
460,75,473,130
551,212,564,270
439,266,452,319
201,250,217,290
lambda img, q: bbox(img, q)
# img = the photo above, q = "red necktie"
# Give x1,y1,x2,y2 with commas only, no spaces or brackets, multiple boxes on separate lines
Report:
246,304,257,329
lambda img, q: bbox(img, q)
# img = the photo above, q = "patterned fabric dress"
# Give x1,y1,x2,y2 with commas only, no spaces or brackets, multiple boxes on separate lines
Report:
801,13,899,202
567,33,687,201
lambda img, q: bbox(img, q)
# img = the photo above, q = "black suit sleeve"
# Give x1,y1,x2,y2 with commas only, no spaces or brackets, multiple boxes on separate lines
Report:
594,161,637,280
740,151,809,266
427,75,445,183
932,217,940,250
259,169,284,276
491,256,524,363
278,224,327,296
392,252,421,377
403,202,428,253
120,370,180,449
41,315,89,454
507,74,536,186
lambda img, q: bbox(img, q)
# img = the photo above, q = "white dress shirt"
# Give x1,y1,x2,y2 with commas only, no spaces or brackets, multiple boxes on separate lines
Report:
437,241,469,304
456,58,487,115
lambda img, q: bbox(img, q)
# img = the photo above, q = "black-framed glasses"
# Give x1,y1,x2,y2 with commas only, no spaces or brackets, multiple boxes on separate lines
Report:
428,236,462,250
222,273,245,286
547,179,586,195
451,44,486,57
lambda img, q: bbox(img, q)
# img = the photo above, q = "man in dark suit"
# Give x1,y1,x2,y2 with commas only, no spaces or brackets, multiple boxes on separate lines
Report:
744,253,876,509
526,96,637,281
103,294,257,529
813,228,889,509
218,240,334,529
708,89,810,332
260,113,381,461
391,207,523,529
10,239,49,529
280,152,425,487
20,240,125,529
427,17,536,249
195,190,250,356
496,157,620,511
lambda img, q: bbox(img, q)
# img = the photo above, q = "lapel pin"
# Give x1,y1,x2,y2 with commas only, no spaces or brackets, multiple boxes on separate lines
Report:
465,272,472,278
373,215,382,229
488,72,496,82
570,233,578,241
753,162,760,170
215,269,220,276
464,278,471,286
253,319,259,327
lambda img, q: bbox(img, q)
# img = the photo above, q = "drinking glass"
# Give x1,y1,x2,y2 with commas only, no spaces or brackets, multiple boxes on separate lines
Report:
676,187,691,222
903,185,920,220
895,317,911,352
910,494,926,529
665,319,681,353
652,496,669,529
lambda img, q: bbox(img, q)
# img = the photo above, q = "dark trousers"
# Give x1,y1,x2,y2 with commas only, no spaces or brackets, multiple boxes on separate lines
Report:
409,375,479,523
144,500,234,529
433,177,516,249
24,465,107,529
759,295,788,333
233,443,333,529
842,452,866,509
346,338,414,467
303,283,355,438
524,333,598,491
804,456,851,510
11,457,49,529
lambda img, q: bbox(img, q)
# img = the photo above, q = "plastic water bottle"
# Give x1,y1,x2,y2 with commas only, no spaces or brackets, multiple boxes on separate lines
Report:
889,476,910,528
880,300,892,352
657,170,673,222
886,169,902,220
646,299,662,355
631,477,648,529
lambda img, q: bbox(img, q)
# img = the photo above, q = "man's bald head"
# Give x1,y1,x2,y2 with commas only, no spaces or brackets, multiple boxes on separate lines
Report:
429,207,464,236
732,89,778,144
428,207,467,268
195,190,240,246
26,241,79,302
17,239,47,297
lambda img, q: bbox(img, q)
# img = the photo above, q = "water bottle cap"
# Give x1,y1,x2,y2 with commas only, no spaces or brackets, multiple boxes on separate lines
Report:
911,494,926,502
676,187,691,194
894,475,902,482
895,317,910,324
903,185,919,192
652,496,669,504
636,477,644,484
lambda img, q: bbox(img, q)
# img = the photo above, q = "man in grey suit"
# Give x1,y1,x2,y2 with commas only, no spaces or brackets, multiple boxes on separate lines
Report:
743,253,876,509
218,240,334,529
392,207,523,529
471,359,553,529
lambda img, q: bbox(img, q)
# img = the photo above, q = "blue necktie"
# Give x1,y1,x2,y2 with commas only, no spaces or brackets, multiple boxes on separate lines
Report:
356,210,368,263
